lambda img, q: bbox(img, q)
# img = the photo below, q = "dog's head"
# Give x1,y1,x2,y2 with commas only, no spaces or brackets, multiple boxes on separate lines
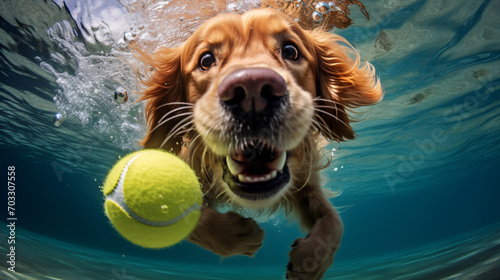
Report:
138,9,382,209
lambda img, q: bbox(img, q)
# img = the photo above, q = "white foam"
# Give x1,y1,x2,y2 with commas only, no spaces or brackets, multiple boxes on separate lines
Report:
52,0,131,45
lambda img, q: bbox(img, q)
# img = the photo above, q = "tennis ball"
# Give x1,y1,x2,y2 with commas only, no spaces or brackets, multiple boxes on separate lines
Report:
102,149,202,248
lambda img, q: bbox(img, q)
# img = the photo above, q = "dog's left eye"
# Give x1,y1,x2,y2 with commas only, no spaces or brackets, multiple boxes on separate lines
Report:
282,44,300,61
199,52,216,71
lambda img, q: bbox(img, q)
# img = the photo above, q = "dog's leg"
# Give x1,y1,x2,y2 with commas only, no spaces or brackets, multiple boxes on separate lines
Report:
286,185,344,280
188,206,265,257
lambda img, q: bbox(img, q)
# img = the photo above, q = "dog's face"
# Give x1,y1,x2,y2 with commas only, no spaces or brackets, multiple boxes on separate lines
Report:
189,11,317,207
139,9,382,209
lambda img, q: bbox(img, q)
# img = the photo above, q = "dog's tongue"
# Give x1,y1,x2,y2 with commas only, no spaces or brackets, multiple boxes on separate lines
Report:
226,148,286,183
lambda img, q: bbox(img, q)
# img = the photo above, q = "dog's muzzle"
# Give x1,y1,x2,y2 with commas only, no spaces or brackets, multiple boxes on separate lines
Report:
217,67,291,200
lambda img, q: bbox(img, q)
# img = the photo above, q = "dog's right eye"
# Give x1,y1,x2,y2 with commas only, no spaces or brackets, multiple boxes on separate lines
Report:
282,44,300,61
199,52,216,71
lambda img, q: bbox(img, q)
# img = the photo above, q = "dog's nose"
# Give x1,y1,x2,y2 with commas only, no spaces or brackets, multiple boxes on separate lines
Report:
218,68,287,114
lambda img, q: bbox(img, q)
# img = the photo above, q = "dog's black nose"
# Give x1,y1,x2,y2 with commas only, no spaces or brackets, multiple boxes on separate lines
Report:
218,68,287,121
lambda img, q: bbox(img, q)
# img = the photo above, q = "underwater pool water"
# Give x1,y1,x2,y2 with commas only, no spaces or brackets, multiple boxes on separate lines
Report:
1,0,500,279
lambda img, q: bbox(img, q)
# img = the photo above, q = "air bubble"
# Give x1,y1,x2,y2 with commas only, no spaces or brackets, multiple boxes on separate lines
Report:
329,1,342,12
330,147,336,157
160,205,169,213
53,113,63,127
114,87,128,104
312,11,323,22
315,2,330,13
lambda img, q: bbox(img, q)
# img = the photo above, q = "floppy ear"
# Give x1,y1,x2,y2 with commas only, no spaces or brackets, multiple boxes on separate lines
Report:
137,46,187,154
308,29,383,141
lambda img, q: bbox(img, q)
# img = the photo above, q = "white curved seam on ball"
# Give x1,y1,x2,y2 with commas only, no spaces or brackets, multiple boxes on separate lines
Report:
107,152,201,227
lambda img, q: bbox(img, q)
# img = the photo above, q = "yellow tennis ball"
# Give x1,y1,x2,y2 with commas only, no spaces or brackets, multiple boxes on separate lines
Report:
102,149,202,248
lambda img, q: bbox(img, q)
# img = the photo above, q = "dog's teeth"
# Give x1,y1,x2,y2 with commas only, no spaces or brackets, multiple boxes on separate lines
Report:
237,170,278,183
238,175,256,183
226,156,244,176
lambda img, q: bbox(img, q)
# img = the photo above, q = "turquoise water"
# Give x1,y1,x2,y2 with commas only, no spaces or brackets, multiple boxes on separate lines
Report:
1,0,500,279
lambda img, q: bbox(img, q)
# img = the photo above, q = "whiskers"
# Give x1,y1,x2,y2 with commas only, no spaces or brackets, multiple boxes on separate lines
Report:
149,98,342,213
286,134,317,194
312,97,350,141
150,102,196,150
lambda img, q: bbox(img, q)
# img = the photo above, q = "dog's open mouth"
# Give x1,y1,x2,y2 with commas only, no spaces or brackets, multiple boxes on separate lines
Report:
223,142,290,200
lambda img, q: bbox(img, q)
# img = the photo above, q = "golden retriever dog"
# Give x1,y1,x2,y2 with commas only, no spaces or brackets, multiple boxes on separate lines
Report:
137,8,382,280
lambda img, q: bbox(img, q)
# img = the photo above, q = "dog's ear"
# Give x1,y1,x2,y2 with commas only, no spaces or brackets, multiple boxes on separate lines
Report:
137,46,187,154
307,30,383,141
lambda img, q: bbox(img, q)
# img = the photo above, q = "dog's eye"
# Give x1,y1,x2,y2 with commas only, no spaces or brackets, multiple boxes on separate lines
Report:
199,52,216,71
282,44,300,61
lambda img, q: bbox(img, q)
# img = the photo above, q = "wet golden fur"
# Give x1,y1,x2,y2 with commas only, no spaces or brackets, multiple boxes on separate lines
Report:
136,8,382,279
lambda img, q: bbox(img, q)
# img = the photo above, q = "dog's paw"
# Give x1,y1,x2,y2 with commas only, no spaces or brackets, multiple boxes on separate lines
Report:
285,234,337,280
188,208,264,257
222,211,265,257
